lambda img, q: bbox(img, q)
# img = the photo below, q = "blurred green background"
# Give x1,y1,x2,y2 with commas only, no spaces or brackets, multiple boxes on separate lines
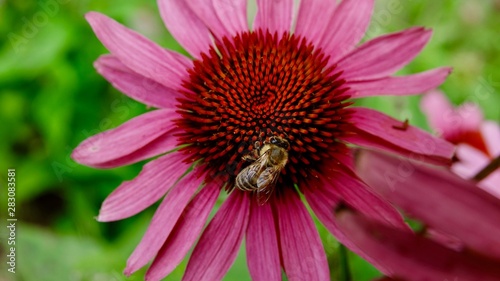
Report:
0,0,499,280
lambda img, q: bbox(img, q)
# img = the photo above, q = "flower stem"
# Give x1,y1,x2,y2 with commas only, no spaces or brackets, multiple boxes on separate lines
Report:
472,155,500,182
339,244,352,281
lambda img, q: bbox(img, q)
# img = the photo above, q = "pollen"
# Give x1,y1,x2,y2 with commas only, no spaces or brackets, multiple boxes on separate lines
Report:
176,30,352,183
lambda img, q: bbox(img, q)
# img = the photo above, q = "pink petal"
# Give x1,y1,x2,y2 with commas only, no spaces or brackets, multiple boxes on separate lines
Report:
322,164,407,228
481,121,500,157
158,0,212,59
246,199,281,281
72,109,178,168
145,181,221,281
94,55,182,109
125,169,204,275
425,228,464,252
452,144,489,179
303,180,391,273
356,149,500,260
275,191,329,281
348,67,452,98
294,0,337,45
182,190,250,281
85,12,191,89
338,27,432,81
302,154,408,273
479,170,500,199
301,180,343,238
336,209,500,280
452,144,500,198
92,131,180,169
334,147,356,171
319,0,374,64
213,0,248,37
344,107,455,166
421,90,483,138
185,0,232,41
97,151,190,222
420,90,454,136
454,103,484,132
254,0,293,35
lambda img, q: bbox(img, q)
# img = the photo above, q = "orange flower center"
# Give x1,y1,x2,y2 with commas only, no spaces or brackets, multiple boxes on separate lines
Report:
176,30,352,184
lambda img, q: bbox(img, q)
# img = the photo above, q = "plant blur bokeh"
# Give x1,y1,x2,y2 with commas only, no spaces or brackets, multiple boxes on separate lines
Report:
0,0,499,280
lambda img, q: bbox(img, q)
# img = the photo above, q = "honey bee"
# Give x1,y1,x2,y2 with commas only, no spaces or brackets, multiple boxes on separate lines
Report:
235,136,290,204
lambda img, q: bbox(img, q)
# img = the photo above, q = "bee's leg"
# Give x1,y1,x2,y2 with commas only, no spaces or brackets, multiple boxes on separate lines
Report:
241,141,260,161
254,141,261,150
242,154,255,162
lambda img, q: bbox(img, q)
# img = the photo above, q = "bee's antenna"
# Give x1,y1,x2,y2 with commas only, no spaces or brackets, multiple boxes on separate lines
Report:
282,130,289,139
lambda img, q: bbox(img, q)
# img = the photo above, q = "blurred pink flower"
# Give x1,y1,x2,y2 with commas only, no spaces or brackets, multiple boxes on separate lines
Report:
73,0,453,280
354,149,500,281
421,90,500,197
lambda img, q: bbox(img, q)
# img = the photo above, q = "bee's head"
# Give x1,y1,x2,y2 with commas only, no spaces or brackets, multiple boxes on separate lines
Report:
269,136,290,150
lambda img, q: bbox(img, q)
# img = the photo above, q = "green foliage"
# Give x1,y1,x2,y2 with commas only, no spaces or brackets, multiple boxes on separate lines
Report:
0,0,498,280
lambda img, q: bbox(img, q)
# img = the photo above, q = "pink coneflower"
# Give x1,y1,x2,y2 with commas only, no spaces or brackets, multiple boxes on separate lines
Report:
421,90,500,197
73,0,454,280
353,149,500,280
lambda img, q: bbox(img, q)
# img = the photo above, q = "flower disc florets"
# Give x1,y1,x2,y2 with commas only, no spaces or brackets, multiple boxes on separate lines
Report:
176,30,352,185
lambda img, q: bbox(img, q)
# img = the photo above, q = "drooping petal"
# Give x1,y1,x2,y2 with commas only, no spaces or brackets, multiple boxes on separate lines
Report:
183,190,250,281
213,0,248,37
145,181,221,281
319,0,374,64
336,209,500,281
322,165,407,228
344,107,455,166
275,190,329,281
294,0,337,45
301,181,343,239
125,169,204,275
185,0,232,40
85,12,191,89
97,151,190,222
93,131,179,169
425,228,464,251
246,198,281,281
158,0,212,59
254,0,293,35
303,180,391,274
72,109,178,168
348,67,452,98
356,149,500,260
481,121,500,157
337,27,432,81
94,55,182,109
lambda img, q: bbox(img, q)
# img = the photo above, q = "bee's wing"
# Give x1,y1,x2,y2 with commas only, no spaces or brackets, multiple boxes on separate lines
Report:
256,165,282,205
235,151,270,191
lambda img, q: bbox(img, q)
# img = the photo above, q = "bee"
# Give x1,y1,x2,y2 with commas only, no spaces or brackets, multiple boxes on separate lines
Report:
235,136,290,204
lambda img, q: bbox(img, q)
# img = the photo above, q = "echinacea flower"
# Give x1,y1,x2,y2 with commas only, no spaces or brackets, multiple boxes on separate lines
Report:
421,90,500,197
73,0,454,280
353,149,500,281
